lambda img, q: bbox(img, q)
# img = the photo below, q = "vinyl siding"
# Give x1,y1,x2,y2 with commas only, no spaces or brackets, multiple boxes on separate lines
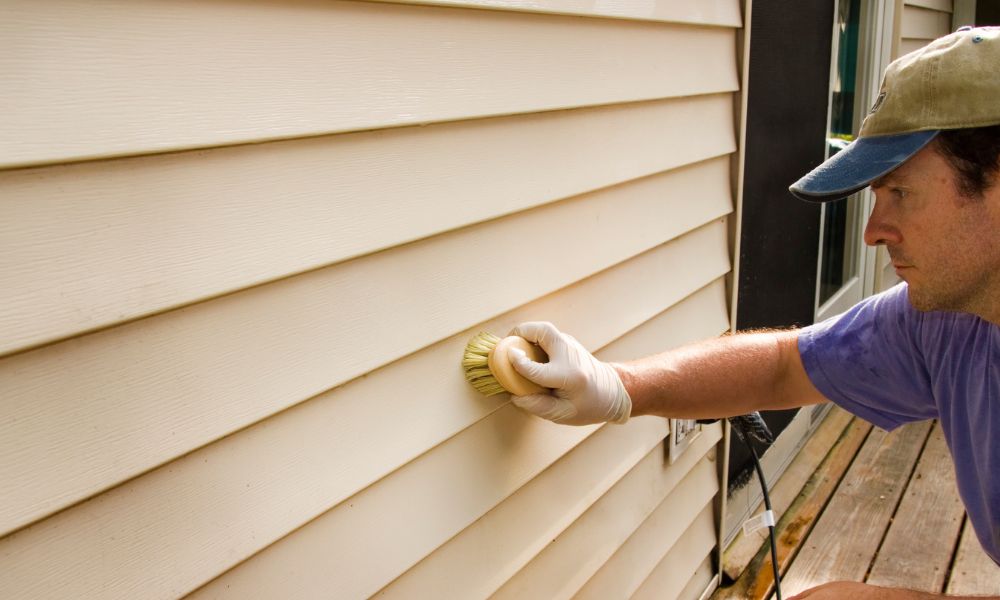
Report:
575,481,719,599
367,0,743,25
899,0,954,56
490,426,724,600
0,0,738,170
0,0,744,597
0,95,736,358
0,159,732,540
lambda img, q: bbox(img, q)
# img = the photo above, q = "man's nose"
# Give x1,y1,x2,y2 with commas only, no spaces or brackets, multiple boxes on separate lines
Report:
863,195,902,247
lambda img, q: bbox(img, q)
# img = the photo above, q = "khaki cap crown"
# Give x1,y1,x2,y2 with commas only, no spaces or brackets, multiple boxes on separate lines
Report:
861,26,1000,137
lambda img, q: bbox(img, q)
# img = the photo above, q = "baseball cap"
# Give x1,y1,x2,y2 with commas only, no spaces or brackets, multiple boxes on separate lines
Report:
790,26,1000,202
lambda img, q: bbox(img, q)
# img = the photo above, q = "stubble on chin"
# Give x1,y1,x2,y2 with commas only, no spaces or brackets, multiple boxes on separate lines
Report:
905,274,985,315
905,286,936,312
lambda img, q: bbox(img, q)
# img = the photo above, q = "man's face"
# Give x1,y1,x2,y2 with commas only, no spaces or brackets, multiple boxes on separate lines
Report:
866,143,1000,320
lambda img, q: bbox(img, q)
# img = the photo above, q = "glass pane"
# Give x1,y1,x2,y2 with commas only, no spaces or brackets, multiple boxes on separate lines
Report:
819,195,860,303
820,0,862,305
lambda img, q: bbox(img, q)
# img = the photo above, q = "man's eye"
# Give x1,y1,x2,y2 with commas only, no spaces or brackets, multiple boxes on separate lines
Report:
892,188,907,199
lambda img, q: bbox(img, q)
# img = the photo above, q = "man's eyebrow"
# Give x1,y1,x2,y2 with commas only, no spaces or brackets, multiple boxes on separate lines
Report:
871,174,897,188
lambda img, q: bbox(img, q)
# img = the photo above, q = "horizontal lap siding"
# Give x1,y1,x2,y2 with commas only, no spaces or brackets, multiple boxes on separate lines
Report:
574,462,720,599
0,240,733,599
371,307,729,599
679,556,718,600
192,280,731,600
490,429,724,600
0,0,742,597
372,417,679,600
631,504,720,600
904,0,953,15
369,0,743,25
0,158,733,540
0,94,736,357
1,0,738,169
900,2,952,55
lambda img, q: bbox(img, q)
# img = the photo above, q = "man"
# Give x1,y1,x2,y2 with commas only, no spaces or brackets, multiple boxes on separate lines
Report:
505,26,1000,600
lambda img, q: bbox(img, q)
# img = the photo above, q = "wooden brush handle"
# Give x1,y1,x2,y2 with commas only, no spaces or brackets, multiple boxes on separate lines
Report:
487,336,549,396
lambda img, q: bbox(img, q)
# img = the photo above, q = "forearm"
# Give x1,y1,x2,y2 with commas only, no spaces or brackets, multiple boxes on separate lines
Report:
612,330,827,419
891,593,1000,600
788,581,1000,599
851,587,1000,600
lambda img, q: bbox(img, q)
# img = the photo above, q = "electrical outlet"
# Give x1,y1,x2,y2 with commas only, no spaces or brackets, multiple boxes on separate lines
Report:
668,418,702,464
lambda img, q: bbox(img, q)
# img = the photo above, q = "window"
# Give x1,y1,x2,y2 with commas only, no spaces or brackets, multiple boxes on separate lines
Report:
815,0,893,320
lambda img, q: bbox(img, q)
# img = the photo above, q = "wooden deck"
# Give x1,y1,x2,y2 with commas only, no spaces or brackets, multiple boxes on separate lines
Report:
713,408,1000,599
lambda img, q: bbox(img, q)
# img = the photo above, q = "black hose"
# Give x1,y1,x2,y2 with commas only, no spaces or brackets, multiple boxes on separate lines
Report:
748,439,783,600
705,413,783,599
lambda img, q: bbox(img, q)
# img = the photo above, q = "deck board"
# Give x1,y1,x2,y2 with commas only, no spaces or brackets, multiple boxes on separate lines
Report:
778,421,933,596
946,518,1000,596
713,418,1000,600
713,413,871,600
866,421,965,592
720,407,855,582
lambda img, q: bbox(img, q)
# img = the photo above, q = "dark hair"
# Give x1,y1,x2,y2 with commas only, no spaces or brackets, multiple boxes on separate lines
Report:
935,124,1000,198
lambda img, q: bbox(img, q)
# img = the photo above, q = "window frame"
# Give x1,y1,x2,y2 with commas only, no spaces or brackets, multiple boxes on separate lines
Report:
814,0,895,323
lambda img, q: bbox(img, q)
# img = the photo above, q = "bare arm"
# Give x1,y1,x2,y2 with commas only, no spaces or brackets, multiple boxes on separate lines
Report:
788,581,1000,600
508,322,828,425
612,330,829,420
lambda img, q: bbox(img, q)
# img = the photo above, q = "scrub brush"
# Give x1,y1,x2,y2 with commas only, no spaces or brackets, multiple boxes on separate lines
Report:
463,332,549,396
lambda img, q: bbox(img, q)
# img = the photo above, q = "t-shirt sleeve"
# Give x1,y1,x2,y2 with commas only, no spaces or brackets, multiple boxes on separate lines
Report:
797,284,938,430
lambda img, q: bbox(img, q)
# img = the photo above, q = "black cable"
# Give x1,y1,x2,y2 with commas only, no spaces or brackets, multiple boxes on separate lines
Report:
708,413,783,599
748,439,783,600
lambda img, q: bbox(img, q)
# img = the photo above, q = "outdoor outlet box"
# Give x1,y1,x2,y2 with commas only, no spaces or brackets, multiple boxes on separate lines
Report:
668,418,702,464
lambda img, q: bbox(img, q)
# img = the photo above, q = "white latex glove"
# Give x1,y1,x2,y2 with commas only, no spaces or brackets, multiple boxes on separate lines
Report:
507,321,632,425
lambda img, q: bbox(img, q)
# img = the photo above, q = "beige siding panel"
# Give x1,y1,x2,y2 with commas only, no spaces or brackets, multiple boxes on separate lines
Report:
0,157,733,538
491,431,723,600
376,363,725,596
0,232,731,599
905,0,953,13
373,0,742,26
575,467,719,599
3,407,601,600
899,37,932,56
188,284,730,599
374,416,672,599
596,280,730,365
0,162,733,540
1,0,738,168
901,5,953,40
0,94,737,357
677,556,717,600
595,280,728,365
632,508,718,600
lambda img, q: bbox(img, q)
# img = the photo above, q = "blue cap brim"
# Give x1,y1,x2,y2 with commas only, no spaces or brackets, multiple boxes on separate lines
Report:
789,130,939,202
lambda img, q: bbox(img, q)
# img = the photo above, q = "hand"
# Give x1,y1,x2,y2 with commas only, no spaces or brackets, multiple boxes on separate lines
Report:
789,581,927,600
506,321,631,425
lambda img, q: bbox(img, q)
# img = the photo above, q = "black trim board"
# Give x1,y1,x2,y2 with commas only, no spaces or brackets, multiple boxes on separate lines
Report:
729,0,833,490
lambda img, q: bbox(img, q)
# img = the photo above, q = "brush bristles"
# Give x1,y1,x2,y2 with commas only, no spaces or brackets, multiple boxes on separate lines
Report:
463,331,507,396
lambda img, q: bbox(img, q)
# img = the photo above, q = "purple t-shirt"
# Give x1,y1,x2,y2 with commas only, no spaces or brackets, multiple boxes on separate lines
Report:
798,283,999,566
